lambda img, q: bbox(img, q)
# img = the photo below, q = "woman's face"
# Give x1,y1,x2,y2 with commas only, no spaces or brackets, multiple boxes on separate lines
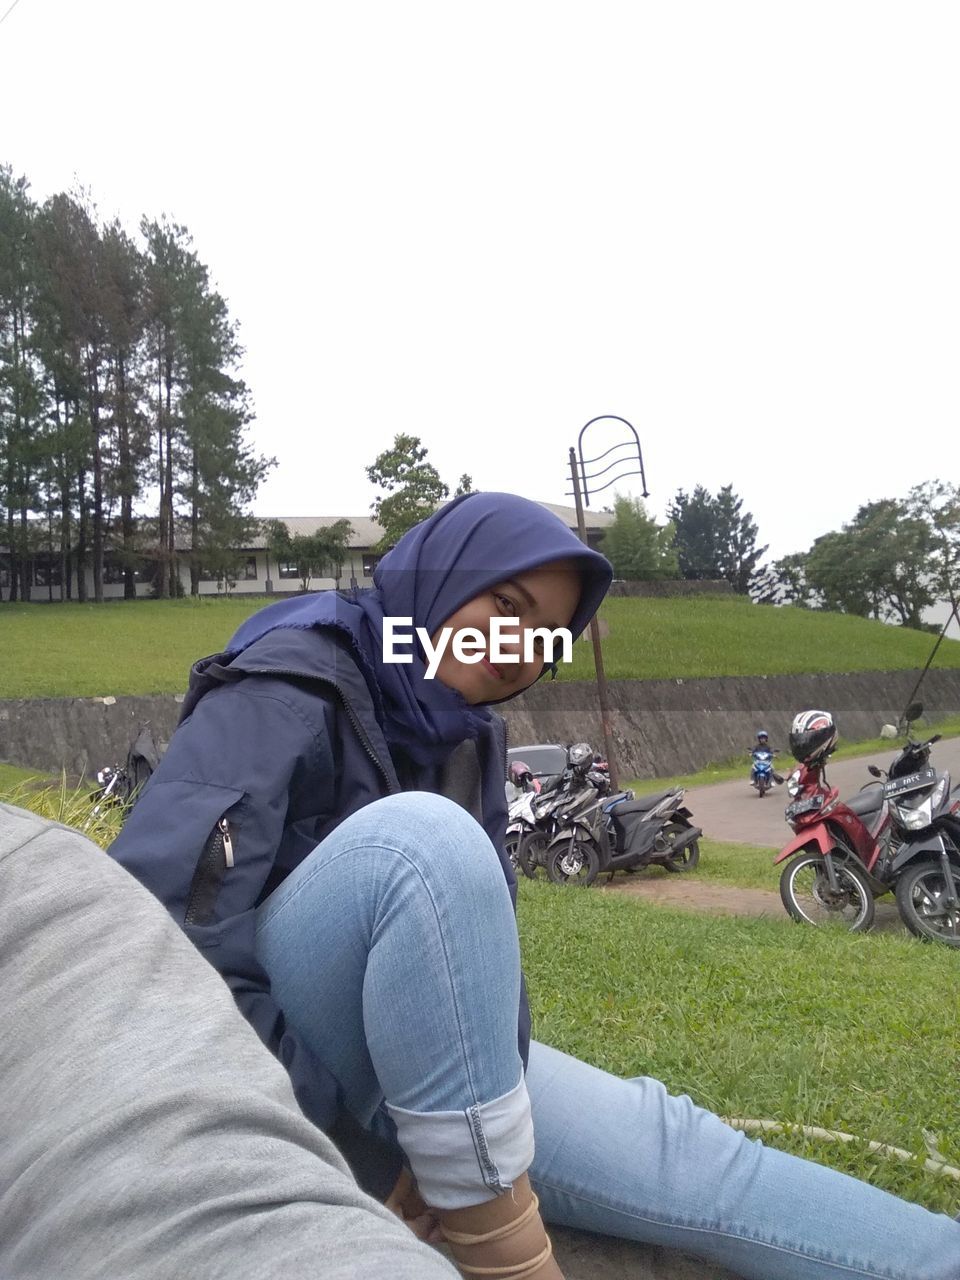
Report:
430,559,583,705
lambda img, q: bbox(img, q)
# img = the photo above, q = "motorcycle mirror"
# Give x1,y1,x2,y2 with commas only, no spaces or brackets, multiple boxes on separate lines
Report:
867,765,882,777
879,723,898,739
904,701,923,723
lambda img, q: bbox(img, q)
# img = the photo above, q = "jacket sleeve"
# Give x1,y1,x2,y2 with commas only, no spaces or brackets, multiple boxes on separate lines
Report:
109,677,341,1130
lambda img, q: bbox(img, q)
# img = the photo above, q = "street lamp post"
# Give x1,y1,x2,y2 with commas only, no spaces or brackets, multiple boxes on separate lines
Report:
567,416,649,792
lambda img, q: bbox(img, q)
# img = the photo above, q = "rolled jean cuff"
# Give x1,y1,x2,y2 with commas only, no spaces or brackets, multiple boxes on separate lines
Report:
386,1073,535,1210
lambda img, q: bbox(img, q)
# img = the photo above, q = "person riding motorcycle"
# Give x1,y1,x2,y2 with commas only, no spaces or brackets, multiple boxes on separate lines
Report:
749,729,784,787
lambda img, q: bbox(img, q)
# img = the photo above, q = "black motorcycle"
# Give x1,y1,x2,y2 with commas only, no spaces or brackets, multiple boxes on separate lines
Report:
545,784,702,887
514,743,611,879
866,716,960,946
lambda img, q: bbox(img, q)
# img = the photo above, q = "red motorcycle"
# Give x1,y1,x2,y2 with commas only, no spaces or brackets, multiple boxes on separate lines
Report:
774,709,890,933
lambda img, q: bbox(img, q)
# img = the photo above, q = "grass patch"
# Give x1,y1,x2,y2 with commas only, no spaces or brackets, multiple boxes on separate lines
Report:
1,774,124,849
562,596,960,682
517,878,960,1213
0,598,261,698
0,762,52,793
1,594,958,698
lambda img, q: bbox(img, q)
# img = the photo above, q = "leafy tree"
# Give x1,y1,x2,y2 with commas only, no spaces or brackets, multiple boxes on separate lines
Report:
905,480,960,615
668,484,767,594
667,486,720,579
454,473,475,497
601,495,679,580
366,434,449,549
767,552,814,607
804,500,934,627
0,165,270,606
264,519,353,592
712,485,768,594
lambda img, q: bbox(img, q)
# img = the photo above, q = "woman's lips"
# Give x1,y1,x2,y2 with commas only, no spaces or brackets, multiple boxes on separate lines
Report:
480,656,504,680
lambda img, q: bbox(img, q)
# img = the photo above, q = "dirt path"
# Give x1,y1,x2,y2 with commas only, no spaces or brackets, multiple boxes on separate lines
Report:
600,870,906,932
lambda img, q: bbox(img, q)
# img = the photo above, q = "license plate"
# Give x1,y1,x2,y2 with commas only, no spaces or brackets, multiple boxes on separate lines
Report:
883,767,937,798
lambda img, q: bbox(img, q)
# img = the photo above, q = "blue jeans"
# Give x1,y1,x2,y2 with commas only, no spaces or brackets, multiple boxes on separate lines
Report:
255,793,960,1280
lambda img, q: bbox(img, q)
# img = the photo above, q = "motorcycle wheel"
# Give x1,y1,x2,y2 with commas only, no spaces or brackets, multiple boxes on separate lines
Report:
504,830,522,872
757,777,767,798
546,836,600,887
894,860,960,947
517,830,553,879
661,821,700,872
779,854,875,932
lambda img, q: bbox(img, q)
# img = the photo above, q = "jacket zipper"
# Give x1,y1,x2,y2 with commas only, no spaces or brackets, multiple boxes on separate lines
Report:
219,817,234,868
185,819,233,926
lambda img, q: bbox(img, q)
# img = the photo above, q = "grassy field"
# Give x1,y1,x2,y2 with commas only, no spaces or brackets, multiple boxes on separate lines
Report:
518,877,960,1214
1,594,958,698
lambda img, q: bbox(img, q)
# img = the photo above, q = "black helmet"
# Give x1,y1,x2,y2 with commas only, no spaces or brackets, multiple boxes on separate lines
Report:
789,710,838,764
567,742,593,771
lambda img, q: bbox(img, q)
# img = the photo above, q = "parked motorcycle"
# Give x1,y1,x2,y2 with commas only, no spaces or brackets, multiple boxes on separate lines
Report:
776,703,959,941
864,719,960,947
775,709,888,932
514,743,610,879
545,784,701,888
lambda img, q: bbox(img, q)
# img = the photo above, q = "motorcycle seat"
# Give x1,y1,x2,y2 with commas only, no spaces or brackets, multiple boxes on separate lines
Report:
845,786,884,817
610,792,674,816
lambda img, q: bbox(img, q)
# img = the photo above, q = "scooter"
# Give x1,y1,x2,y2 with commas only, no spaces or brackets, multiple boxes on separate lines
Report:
865,719,960,946
749,747,778,798
545,785,701,887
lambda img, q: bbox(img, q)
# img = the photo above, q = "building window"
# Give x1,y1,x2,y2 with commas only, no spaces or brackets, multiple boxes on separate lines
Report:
0,555,9,589
242,555,258,580
33,557,62,588
103,555,149,585
277,561,300,580
361,554,380,577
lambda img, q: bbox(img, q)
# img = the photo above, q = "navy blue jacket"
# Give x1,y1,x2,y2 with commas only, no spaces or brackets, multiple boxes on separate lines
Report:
110,624,529,1170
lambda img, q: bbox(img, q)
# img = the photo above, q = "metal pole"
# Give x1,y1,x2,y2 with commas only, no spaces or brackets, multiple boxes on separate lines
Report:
900,600,960,724
569,446,619,790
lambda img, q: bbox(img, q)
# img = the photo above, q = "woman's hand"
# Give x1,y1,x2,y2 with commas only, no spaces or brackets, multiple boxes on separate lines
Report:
385,1167,443,1243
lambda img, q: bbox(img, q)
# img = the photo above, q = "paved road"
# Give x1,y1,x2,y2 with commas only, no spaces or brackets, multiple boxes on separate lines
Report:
683,737,960,849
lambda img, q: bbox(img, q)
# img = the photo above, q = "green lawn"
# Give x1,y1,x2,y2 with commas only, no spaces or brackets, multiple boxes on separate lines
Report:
518,877,960,1214
0,594,957,698
562,596,960,682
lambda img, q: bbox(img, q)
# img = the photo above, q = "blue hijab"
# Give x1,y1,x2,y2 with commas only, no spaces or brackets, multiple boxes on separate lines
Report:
228,492,613,764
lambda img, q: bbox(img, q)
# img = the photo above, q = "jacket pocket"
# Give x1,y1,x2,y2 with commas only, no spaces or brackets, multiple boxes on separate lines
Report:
184,787,245,926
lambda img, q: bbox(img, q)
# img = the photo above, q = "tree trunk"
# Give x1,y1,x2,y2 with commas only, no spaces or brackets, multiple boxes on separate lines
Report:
87,348,104,603
189,445,200,596
115,348,137,600
76,455,88,603
164,349,176,595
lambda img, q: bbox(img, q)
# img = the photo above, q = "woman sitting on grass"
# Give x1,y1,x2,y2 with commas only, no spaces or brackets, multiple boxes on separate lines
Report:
111,491,960,1280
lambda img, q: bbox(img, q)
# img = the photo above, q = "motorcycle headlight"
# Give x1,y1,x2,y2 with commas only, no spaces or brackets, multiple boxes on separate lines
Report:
896,797,933,830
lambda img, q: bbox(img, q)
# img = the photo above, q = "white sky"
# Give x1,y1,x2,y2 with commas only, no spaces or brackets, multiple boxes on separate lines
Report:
2,0,959,561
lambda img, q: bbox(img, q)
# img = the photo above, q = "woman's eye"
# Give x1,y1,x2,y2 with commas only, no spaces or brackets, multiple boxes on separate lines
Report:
495,593,518,615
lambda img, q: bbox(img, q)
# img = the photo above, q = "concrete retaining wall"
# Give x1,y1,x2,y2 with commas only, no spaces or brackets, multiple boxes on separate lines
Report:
3,668,959,781
501,667,960,777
